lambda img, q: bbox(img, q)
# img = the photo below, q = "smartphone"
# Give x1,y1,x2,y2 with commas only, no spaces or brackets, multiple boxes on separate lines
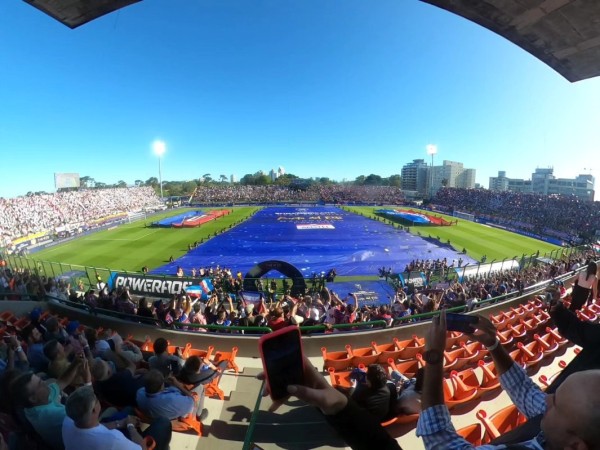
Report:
259,325,305,401
446,313,478,333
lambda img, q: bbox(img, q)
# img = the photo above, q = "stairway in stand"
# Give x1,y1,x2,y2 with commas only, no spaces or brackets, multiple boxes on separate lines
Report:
202,367,346,450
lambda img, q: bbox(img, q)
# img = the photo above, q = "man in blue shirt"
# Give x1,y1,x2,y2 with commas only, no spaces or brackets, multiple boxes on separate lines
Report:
23,325,49,373
136,369,207,421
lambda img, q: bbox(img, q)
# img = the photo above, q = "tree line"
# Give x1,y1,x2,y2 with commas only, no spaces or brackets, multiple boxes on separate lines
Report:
41,172,401,198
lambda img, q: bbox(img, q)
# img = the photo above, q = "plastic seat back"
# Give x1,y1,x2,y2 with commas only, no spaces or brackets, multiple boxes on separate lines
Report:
347,344,380,366
213,346,239,375
456,423,482,445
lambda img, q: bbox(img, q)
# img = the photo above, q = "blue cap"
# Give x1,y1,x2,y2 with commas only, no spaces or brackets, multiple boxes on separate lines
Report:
30,308,42,322
65,321,80,335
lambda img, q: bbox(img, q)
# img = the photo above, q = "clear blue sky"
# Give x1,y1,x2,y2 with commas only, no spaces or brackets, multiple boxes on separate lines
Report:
1,0,599,198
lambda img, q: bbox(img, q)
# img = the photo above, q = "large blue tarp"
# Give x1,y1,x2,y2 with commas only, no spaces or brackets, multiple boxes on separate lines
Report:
152,211,203,227
376,209,431,224
151,206,476,277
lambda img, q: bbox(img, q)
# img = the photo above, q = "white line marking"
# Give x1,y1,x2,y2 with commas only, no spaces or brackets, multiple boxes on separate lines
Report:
132,230,160,241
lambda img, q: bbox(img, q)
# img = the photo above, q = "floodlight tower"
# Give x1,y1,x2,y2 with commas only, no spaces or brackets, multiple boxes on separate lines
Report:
426,144,438,198
153,140,166,200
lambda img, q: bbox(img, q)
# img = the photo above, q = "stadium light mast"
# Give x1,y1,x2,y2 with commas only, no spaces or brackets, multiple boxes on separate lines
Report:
153,140,166,201
426,144,438,198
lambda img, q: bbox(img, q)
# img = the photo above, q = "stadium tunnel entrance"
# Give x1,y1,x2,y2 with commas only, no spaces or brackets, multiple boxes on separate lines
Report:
243,260,307,297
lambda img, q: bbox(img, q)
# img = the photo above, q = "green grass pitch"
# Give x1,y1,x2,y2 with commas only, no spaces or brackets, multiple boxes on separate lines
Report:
29,206,560,278
31,207,260,274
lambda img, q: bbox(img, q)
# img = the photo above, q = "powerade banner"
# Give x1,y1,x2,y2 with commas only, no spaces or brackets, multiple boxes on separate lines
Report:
398,272,427,289
109,273,199,296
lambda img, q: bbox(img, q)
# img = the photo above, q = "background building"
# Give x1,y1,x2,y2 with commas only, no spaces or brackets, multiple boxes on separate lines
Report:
489,168,595,201
401,159,428,192
401,159,476,196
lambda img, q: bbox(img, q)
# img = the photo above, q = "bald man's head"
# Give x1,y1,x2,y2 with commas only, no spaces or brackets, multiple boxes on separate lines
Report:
542,370,600,450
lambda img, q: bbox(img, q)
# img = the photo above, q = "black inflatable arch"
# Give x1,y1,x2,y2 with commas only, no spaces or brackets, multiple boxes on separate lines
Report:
243,260,307,297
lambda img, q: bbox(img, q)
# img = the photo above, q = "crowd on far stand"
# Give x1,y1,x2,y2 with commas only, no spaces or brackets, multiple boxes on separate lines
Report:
190,185,405,205
0,187,162,247
433,188,600,243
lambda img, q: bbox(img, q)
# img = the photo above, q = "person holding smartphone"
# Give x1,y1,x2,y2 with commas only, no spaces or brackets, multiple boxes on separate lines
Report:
259,326,402,450
418,309,600,450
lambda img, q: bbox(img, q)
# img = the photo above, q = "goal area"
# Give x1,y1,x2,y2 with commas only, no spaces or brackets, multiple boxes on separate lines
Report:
453,210,475,222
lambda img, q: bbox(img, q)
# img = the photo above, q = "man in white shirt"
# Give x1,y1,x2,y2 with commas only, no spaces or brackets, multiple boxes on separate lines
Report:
62,385,171,450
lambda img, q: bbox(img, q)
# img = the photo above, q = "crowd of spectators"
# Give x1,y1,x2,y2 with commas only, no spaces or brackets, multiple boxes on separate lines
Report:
13,251,581,337
0,247,592,338
0,307,187,449
433,188,600,242
0,187,161,246
191,185,405,205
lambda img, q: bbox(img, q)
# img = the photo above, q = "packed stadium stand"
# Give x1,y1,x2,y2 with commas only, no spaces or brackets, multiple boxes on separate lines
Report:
433,188,600,243
0,187,162,248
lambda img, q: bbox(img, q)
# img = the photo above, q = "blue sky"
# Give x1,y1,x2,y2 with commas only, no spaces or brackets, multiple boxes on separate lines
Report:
0,0,599,198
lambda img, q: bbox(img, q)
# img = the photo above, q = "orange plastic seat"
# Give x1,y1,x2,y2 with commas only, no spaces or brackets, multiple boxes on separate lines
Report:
167,343,191,357
381,413,419,427
496,329,514,348
135,406,202,436
510,307,526,320
443,375,478,409
213,346,239,375
457,341,487,367
477,405,526,443
444,331,461,351
371,338,403,364
545,327,568,347
519,318,541,335
450,369,482,400
508,324,527,342
533,333,559,356
388,357,421,379
322,345,353,371
0,312,14,323
327,367,357,389
489,314,507,331
347,344,380,366
577,309,597,322
477,360,500,391
397,335,425,360
535,309,551,323
588,302,600,314
9,317,30,332
443,348,463,372
501,311,519,327
185,345,214,360
509,341,544,369
456,423,483,445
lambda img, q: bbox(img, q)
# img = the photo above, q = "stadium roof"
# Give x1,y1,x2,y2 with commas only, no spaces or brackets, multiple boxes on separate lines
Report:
24,0,600,82
23,0,141,29
420,0,600,82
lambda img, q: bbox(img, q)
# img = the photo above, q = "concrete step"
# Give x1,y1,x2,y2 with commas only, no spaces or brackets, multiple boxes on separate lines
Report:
206,419,345,448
